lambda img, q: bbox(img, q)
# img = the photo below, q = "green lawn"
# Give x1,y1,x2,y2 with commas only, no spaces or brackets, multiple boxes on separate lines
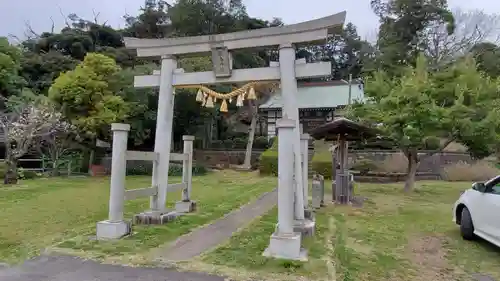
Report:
0,170,275,264
201,181,500,281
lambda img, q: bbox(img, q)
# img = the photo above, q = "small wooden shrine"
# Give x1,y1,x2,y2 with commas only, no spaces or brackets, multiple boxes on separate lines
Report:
310,117,376,204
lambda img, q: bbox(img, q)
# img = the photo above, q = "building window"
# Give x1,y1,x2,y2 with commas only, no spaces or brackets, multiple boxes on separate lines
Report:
326,111,334,121
316,111,322,117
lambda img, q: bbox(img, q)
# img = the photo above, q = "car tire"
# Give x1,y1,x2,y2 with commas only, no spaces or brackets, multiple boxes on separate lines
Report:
460,207,475,240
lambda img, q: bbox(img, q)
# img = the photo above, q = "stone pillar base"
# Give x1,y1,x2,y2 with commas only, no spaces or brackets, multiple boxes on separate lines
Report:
96,220,131,240
304,208,315,221
293,219,316,237
263,232,307,261
133,210,181,225
175,200,197,213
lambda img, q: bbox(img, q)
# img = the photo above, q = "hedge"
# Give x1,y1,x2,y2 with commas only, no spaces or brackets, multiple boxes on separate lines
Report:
259,149,278,175
126,162,209,176
311,151,333,179
254,136,269,149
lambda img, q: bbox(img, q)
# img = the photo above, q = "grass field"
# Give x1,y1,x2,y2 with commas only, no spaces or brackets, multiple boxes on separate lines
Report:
0,170,275,264
200,181,500,281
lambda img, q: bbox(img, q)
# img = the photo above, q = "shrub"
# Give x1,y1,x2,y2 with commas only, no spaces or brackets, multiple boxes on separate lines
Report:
376,152,408,173
424,137,441,150
169,163,209,176
17,168,40,180
168,163,184,176
441,161,500,182
0,161,7,180
192,163,209,175
233,138,247,149
268,137,277,150
211,140,223,149
254,136,269,149
259,149,278,175
311,151,333,179
127,161,209,177
126,162,153,176
223,139,234,149
352,158,377,174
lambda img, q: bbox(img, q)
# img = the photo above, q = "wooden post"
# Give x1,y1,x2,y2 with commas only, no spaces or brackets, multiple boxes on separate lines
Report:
335,135,351,204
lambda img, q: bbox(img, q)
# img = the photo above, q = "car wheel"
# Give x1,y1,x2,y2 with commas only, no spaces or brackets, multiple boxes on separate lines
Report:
460,207,475,240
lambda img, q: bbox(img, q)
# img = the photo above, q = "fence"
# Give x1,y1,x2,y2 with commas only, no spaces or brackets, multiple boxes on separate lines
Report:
0,156,86,176
96,123,196,239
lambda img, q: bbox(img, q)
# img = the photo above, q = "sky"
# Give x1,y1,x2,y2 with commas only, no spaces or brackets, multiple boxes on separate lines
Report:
1,0,500,42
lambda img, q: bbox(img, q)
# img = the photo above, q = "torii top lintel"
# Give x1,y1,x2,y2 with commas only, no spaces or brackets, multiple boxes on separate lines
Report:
124,11,346,58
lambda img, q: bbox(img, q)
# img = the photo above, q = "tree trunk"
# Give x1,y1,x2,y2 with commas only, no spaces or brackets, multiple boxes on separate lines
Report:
50,149,60,177
51,160,60,177
4,156,18,185
88,149,95,175
243,106,258,169
404,150,420,192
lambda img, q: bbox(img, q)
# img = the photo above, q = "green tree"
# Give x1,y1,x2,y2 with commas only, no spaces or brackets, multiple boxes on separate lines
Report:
372,0,455,73
48,53,130,140
350,55,500,192
20,51,78,95
0,37,26,108
304,23,376,80
111,64,157,146
470,42,500,78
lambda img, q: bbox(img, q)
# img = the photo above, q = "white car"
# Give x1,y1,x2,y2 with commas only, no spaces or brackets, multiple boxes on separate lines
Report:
453,175,500,246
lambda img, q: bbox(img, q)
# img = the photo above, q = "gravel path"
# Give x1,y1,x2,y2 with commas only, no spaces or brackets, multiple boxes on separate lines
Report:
155,188,277,262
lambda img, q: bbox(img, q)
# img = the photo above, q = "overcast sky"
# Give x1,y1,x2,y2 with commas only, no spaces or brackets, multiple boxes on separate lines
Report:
2,0,500,42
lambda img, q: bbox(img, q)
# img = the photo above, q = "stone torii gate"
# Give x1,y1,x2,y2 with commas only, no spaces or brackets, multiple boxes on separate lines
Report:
124,11,346,261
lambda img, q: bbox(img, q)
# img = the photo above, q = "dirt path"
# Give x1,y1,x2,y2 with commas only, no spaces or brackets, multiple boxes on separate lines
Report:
154,188,277,262
407,236,453,281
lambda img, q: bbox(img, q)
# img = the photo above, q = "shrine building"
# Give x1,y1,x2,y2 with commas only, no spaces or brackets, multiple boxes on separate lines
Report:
259,80,365,139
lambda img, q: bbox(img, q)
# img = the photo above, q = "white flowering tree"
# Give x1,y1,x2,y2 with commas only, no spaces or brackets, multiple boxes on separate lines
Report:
0,101,71,183
36,118,78,176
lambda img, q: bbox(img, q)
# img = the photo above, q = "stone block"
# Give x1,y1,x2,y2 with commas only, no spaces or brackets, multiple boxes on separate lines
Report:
263,232,307,261
133,210,182,225
312,175,325,208
304,208,315,220
175,200,197,213
96,220,131,240
293,219,315,237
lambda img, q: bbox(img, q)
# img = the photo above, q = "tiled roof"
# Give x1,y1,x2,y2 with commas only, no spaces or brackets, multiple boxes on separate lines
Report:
259,82,365,110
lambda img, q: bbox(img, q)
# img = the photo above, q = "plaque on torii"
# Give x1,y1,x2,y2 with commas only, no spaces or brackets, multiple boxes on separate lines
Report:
211,45,232,78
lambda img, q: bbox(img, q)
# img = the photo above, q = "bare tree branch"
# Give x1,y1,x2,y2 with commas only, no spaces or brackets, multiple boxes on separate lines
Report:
58,6,71,28
423,8,500,68
50,16,55,33
24,21,40,39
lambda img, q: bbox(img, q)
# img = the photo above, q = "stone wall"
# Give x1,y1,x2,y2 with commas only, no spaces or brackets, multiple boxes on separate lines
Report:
192,150,474,174
101,149,474,175
348,150,474,174
193,150,263,169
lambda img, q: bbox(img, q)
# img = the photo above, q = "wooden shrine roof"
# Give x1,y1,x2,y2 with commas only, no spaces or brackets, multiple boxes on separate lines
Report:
310,117,376,141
